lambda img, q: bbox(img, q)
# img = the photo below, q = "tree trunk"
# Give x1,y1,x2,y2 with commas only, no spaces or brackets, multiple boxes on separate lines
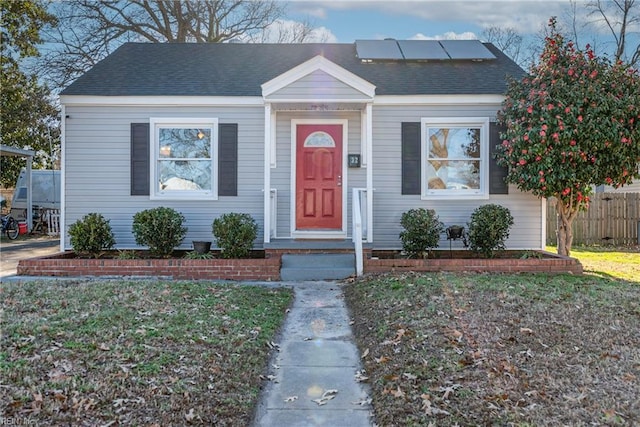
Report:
555,198,576,257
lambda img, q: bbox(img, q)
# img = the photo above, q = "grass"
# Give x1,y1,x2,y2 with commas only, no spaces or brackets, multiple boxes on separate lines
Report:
547,245,639,282
345,251,639,426
1,280,293,426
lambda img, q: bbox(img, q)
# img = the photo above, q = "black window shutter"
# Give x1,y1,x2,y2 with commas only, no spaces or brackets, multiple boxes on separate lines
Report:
401,122,421,195
130,123,150,196
489,122,509,194
218,123,238,196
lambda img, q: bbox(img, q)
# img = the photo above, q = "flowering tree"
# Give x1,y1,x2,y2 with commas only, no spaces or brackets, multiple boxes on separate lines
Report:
496,18,640,256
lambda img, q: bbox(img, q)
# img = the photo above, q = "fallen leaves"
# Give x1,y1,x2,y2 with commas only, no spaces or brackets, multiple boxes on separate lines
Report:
1,280,294,426
446,328,464,342
311,389,338,406
421,394,450,416
390,386,405,398
352,397,372,406
382,385,406,399
184,408,196,422
375,355,391,364
381,328,408,346
344,273,640,426
31,391,43,414
267,341,280,350
402,372,417,381
354,370,369,382
284,396,298,403
438,383,461,400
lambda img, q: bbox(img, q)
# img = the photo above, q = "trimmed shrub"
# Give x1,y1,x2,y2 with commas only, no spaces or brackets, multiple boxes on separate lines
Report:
132,207,187,257
68,213,115,258
399,208,444,258
212,213,258,259
467,204,514,258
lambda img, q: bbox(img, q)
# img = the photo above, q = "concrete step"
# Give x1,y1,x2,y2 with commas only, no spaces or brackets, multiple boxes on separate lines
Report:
280,254,355,281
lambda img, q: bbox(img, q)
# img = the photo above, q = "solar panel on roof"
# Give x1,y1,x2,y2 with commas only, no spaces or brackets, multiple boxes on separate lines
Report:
397,40,450,60
355,39,403,60
439,40,496,60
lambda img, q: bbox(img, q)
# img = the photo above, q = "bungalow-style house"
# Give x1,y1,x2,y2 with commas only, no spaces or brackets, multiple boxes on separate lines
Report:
59,39,542,254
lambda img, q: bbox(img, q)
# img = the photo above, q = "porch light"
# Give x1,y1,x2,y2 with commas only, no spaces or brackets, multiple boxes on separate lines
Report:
197,130,205,139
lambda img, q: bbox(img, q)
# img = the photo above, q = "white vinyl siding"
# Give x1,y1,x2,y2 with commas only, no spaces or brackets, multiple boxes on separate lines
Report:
63,105,264,250
371,104,544,250
266,70,370,101
64,101,544,251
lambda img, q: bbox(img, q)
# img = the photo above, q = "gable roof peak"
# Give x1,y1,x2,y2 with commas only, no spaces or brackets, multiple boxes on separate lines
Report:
261,54,376,99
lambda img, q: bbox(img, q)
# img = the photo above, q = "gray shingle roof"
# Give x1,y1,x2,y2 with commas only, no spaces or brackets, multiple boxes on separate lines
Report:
61,42,526,97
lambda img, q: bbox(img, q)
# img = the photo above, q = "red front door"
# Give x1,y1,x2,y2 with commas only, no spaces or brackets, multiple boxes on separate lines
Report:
295,124,343,230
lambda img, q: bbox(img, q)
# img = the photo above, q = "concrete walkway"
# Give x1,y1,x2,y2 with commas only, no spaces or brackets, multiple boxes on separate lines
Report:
0,236,59,279
253,281,373,427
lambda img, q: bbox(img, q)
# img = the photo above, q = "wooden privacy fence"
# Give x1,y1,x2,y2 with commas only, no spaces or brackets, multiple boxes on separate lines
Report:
546,193,640,246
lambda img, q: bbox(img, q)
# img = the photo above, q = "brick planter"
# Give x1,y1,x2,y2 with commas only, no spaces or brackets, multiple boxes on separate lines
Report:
17,249,582,280
18,251,282,281
365,250,583,275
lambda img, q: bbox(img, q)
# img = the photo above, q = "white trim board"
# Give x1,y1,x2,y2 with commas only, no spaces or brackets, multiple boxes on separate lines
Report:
374,94,505,105
262,55,376,99
60,95,264,106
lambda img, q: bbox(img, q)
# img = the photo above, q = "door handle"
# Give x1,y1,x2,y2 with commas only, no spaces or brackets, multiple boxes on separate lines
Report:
337,175,342,186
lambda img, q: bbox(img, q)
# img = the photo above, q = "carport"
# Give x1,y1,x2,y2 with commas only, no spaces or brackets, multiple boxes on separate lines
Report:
1,144,35,232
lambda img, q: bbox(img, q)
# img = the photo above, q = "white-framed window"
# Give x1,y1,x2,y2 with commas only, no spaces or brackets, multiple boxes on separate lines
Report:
150,117,218,200
421,117,489,199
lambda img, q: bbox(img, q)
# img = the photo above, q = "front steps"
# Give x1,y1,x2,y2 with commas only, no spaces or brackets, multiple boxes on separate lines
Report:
280,253,356,281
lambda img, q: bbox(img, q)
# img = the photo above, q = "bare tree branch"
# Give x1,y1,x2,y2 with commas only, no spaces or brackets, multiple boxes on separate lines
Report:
587,0,639,64
38,0,296,89
481,26,525,67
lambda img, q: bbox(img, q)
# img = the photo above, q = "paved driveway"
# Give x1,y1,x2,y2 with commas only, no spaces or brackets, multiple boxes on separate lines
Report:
0,236,60,279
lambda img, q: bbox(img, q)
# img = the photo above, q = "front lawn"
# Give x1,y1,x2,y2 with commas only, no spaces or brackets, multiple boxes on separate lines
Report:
1,280,293,426
345,272,639,426
548,245,639,282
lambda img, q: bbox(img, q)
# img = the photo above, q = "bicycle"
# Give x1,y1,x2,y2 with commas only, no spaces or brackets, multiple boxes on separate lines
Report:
1,213,20,240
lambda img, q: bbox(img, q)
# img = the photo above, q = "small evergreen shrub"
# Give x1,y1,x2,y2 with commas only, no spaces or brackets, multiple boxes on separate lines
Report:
68,213,115,258
117,250,139,260
467,204,514,258
184,251,214,260
132,207,187,257
399,208,444,258
212,213,258,259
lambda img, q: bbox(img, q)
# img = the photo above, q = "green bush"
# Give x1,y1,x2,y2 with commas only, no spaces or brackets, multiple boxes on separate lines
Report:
132,207,187,257
117,250,139,260
399,208,444,258
467,204,514,258
183,251,214,260
68,213,115,258
212,213,258,259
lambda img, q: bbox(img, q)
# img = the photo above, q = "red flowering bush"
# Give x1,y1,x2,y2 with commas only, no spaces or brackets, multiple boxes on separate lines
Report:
496,18,640,256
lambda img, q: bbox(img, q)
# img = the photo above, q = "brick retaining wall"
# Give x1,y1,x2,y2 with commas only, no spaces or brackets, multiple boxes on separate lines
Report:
18,252,282,281
17,250,582,279
365,251,583,275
